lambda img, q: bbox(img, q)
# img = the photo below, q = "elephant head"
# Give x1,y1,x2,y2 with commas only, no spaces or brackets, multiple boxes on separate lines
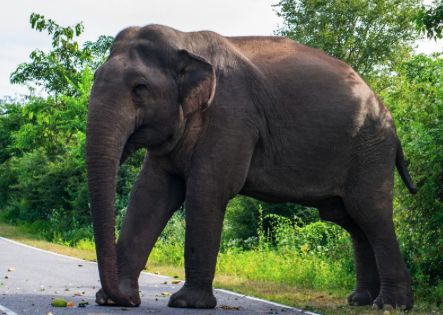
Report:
86,25,216,305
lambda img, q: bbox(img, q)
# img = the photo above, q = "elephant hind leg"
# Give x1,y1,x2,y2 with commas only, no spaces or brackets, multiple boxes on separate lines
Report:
343,175,413,310
318,197,380,306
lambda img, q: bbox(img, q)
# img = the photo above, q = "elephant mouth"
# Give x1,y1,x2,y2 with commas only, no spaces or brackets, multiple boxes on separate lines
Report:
146,116,186,156
147,132,180,156
121,110,186,161
120,129,180,163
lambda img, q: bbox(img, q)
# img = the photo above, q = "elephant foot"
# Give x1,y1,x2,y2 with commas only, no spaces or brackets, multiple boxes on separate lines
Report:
168,285,217,308
371,286,413,310
96,288,116,306
347,288,378,306
95,280,141,307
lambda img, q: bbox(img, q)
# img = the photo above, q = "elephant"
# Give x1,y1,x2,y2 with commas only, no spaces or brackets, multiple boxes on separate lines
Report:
86,24,417,310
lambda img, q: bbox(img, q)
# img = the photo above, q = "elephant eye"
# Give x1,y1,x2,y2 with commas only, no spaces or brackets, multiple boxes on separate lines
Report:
133,84,148,99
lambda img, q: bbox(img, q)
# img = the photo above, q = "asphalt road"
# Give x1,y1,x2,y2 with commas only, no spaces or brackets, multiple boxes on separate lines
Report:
0,237,318,315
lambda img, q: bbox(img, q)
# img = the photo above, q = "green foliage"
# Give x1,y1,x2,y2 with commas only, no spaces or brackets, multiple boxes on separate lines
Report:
0,102,25,164
274,0,420,76
0,65,92,221
151,208,354,292
149,212,186,267
417,0,443,39
10,13,113,97
223,196,319,247
0,14,117,246
377,53,443,301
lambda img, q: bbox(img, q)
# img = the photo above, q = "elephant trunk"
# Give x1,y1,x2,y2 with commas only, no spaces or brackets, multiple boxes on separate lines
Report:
86,103,134,306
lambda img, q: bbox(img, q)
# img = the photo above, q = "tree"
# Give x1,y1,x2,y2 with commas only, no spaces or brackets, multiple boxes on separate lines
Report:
1,14,145,244
417,0,443,39
0,102,25,164
274,0,420,76
380,53,443,298
10,13,113,97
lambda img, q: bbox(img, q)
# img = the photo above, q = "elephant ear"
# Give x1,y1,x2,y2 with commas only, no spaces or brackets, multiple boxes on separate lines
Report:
177,49,216,118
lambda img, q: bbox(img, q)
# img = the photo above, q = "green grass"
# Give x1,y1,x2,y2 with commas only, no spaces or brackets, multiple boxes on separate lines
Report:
0,222,441,314
217,248,353,289
0,222,96,261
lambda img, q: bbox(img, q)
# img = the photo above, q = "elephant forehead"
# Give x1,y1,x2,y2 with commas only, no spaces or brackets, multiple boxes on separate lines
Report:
132,39,179,68
137,24,182,45
94,57,130,84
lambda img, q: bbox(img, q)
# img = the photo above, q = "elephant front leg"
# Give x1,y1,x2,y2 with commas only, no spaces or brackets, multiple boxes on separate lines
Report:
96,158,185,306
167,125,256,309
168,193,226,308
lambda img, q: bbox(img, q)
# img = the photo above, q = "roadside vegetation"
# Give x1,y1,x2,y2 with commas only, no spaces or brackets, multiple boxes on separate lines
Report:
1,1,442,314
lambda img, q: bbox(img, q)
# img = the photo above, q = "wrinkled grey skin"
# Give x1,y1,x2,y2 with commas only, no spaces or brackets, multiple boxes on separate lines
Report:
86,25,417,310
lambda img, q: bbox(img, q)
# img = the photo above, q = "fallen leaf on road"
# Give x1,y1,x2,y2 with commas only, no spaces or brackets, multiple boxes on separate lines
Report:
161,292,171,296
7,268,15,272
171,280,181,284
73,291,83,296
67,301,75,307
51,298,67,307
48,312,53,315
220,304,240,310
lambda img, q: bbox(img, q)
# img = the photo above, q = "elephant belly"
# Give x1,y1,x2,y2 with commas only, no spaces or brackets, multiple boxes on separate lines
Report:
241,167,341,204
240,142,351,205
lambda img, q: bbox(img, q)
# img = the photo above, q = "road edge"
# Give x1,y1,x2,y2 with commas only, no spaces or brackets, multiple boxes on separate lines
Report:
0,303,18,315
0,236,321,315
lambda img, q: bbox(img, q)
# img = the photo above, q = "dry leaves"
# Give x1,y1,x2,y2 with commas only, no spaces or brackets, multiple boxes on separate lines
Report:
220,304,240,310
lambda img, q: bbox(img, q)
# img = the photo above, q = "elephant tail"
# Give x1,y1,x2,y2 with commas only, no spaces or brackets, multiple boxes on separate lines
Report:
396,138,418,194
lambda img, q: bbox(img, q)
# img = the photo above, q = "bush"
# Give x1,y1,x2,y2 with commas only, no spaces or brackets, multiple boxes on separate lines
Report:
223,196,320,247
382,54,443,301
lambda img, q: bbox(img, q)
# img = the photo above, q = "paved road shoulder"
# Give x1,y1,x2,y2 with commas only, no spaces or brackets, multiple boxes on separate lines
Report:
0,237,318,314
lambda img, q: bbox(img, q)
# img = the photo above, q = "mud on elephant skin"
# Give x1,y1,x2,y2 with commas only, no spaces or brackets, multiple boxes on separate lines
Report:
86,24,417,310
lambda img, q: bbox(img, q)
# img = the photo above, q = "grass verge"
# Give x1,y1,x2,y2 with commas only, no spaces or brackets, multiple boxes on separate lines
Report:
0,222,441,315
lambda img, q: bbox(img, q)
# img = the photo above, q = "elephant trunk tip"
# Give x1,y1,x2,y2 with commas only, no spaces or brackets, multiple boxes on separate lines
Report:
96,257,137,307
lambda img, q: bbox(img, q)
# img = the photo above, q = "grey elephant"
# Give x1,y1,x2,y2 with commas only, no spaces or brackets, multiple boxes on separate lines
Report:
86,24,417,310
